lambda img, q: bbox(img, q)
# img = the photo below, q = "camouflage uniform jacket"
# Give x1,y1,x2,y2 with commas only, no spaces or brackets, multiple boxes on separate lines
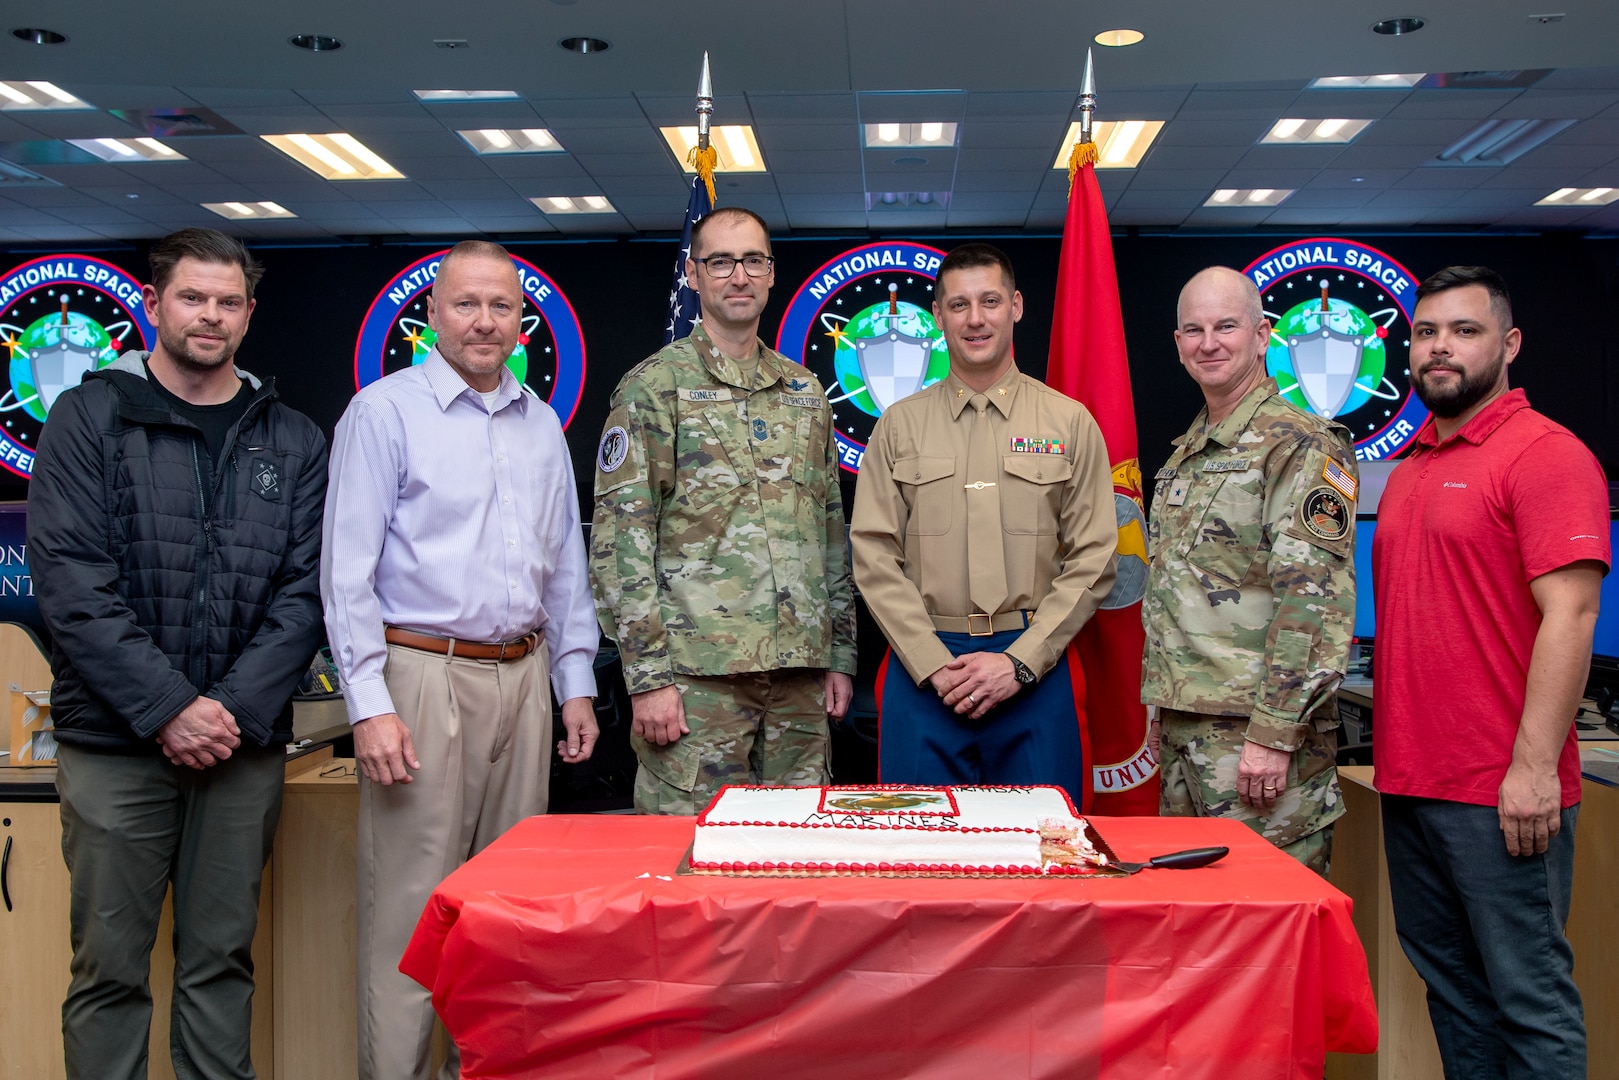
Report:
590,324,857,695
1141,378,1358,752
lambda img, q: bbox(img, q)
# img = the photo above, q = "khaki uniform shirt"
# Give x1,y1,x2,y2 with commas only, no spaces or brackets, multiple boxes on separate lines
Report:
590,325,857,695
1141,378,1359,751
851,364,1117,685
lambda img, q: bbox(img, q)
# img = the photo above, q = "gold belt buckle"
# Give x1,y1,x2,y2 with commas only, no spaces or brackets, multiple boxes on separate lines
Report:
967,613,994,637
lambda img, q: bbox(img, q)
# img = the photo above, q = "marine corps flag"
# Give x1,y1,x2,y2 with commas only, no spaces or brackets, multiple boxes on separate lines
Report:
1045,80,1158,816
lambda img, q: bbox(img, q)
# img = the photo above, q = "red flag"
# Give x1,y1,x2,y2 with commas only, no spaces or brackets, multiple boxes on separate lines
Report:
1045,153,1158,815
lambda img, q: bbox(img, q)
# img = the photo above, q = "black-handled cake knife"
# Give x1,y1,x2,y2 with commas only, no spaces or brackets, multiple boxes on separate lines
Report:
1111,845,1229,875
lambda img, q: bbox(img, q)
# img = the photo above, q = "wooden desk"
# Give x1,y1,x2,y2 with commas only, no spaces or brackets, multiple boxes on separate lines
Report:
1326,764,1619,1080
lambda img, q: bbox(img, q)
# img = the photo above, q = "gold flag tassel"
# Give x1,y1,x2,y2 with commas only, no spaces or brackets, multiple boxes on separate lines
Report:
688,144,719,205
1067,138,1099,195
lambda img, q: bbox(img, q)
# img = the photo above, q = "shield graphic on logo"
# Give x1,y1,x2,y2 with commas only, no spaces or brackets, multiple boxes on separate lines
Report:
856,329,932,413
1286,325,1363,419
29,330,101,414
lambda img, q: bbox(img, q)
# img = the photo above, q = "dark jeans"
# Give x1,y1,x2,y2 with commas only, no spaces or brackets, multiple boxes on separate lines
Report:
1381,793,1585,1080
56,742,285,1080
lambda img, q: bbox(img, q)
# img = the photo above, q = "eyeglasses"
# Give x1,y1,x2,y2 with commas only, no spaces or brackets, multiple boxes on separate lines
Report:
695,255,774,279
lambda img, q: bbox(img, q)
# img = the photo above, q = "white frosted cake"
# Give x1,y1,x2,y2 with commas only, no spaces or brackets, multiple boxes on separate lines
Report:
690,784,1109,876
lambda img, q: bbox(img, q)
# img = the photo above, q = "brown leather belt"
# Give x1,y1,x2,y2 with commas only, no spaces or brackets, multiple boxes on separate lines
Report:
383,626,545,661
929,610,1032,637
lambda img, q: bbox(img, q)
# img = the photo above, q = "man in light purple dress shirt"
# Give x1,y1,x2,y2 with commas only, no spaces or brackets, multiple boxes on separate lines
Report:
321,240,599,1080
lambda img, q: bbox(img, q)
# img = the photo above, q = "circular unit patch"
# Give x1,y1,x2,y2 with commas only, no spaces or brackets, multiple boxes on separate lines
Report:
597,424,628,473
0,255,154,479
775,241,949,473
1242,237,1426,462
1300,485,1351,541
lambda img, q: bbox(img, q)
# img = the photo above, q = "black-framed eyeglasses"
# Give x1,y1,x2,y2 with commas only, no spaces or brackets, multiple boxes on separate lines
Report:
696,255,774,279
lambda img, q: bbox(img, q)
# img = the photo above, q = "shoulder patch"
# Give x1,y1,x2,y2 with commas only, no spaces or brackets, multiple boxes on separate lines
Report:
597,425,629,474
1322,457,1358,500
1298,485,1350,542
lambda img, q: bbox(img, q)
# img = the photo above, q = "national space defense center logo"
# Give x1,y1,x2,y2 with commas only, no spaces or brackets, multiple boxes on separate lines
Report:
1242,238,1427,460
776,241,948,472
0,255,154,479
354,251,586,427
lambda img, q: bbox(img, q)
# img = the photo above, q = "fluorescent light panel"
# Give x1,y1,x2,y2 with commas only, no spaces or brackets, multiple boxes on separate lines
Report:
1205,188,1294,207
261,133,404,179
530,195,615,214
67,137,185,162
862,122,958,148
203,201,296,220
0,80,90,110
1051,119,1165,169
659,125,768,173
456,128,564,155
1308,73,1425,89
1261,118,1373,144
1535,187,1619,206
413,89,521,102
1436,118,1576,166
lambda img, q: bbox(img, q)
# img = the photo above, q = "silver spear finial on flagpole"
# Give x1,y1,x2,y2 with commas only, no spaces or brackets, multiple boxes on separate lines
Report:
696,51,713,152
1078,48,1096,145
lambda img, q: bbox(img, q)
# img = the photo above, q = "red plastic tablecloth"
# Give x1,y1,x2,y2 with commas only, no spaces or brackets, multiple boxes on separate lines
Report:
402,814,1376,1080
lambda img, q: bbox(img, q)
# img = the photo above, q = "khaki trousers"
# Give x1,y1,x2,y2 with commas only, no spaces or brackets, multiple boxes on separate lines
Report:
356,642,552,1080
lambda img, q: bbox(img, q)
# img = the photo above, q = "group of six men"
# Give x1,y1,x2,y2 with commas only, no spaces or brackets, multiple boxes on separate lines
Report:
27,216,1603,1079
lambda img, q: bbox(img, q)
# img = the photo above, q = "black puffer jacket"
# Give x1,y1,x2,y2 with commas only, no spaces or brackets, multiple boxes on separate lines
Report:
27,352,328,750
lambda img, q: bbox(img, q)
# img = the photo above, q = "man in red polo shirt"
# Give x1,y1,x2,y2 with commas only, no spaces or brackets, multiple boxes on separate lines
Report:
1373,265,1607,1078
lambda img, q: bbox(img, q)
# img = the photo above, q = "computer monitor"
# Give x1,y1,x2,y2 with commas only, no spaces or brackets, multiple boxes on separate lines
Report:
0,501,48,646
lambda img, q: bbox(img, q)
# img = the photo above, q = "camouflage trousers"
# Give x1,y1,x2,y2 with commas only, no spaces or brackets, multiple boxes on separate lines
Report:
633,668,830,815
1158,708,1344,876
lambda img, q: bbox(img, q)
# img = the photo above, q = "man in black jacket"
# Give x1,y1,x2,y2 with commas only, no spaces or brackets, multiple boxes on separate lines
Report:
28,228,327,1080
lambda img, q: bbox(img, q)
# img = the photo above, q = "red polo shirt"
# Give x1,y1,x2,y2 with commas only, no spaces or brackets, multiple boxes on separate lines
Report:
1372,389,1610,808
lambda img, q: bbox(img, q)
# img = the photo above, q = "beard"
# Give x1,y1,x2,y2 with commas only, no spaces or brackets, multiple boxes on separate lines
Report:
1413,350,1505,419
158,324,235,374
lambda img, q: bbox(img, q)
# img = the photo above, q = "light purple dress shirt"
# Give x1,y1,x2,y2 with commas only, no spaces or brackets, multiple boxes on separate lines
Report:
321,348,597,724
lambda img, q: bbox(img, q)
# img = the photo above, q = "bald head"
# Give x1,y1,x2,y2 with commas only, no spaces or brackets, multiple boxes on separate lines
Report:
1177,266,1263,328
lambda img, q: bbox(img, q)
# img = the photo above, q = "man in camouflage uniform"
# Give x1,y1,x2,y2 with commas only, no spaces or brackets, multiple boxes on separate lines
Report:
1141,266,1358,875
591,206,856,814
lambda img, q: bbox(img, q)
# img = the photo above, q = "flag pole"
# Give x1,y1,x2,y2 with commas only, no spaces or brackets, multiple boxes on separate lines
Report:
691,51,717,204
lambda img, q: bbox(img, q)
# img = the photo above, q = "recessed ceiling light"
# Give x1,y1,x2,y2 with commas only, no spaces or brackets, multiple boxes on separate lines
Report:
66,137,186,162
1094,28,1145,47
1051,119,1166,169
1435,118,1576,165
261,133,404,179
866,191,950,210
1308,73,1425,89
1535,187,1618,206
558,37,610,54
0,80,89,111
10,28,68,46
288,34,343,52
660,125,768,173
456,128,565,155
1261,118,1374,144
1371,17,1425,35
862,122,958,149
413,90,522,102
530,195,616,214
203,201,297,220
1204,188,1294,207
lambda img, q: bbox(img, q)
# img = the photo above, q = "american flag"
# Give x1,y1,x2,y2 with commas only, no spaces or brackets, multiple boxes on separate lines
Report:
663,174,712,344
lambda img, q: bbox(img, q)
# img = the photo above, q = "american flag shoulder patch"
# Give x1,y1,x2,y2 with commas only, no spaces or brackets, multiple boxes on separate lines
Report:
1323,458,1358,501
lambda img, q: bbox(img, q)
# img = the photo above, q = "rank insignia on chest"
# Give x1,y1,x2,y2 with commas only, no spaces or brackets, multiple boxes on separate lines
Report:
752,417,769,441
1010,436,1065,454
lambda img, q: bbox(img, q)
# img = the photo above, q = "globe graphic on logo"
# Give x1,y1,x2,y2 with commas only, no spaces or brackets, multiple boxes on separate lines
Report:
829,299,948,417
1266,297,1387,419
6,310,119,422
401,321,537,385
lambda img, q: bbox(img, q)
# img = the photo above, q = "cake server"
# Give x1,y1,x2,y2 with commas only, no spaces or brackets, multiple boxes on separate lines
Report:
1110,846,1229,875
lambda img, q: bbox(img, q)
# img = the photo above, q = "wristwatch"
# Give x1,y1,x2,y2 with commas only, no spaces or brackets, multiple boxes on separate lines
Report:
1008,655,1037,685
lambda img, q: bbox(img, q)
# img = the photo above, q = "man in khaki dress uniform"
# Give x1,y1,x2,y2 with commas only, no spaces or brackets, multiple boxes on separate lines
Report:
851,243,1117,803
1142,266,1358,874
